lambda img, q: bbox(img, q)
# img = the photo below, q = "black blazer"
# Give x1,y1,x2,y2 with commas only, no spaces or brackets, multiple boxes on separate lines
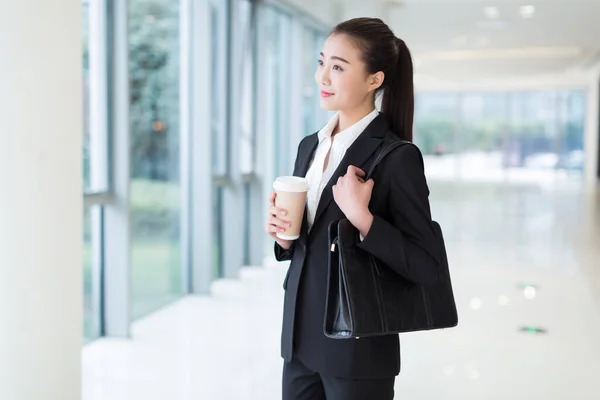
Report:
274,114,440,379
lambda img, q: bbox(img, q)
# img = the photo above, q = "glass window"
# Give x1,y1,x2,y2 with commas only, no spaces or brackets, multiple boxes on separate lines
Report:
458,93,508,181
212,188,223,279
558,89,586,174
83,206,102,341
314,34,329,130
83,2,90,189
83,0,109,194
276,14,293,175
414,93,459,179
209,0,230,279
83,207,93,339
302,29,328,135
238,0,255,175
210,0,228,175
82,0,109,341
508,91,560,182
129,0,183,320
261,7,293,177
415,89,587,184
302,28,317,135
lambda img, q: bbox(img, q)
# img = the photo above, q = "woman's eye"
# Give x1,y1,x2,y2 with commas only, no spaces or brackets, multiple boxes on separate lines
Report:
317,59,324,66
333,65,342,71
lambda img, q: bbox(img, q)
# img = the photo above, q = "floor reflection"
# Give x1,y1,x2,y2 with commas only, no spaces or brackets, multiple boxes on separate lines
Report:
83,183,600,400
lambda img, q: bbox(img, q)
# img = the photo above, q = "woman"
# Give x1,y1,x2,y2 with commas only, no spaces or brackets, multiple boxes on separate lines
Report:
265,17,439,400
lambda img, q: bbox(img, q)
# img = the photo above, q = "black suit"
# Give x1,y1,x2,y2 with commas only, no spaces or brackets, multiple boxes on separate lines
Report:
275,115,439,397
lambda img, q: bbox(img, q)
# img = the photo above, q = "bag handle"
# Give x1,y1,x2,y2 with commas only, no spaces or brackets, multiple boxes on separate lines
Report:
365,140,439,263
366,140,412,180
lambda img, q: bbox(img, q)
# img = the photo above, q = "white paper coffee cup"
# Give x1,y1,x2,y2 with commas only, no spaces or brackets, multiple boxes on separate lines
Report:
273,176,309,240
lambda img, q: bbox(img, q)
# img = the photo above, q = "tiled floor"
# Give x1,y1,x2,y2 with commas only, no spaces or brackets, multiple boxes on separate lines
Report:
83,183,600,400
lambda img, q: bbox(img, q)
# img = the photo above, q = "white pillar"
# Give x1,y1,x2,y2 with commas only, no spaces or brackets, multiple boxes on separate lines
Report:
0,2,83,400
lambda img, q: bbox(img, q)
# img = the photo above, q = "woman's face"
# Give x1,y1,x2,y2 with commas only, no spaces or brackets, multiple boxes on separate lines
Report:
315,34,382,112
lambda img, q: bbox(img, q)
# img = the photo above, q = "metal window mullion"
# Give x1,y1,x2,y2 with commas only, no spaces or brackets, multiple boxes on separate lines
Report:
84,191,113,207
502,92,511,184
179,0,192,293
102,0,131,338
89,0,110,193
288,17,303,171
190,0,214,293
454,92,463,180
88,0,110,338
220,0,244,278
253,6,276,261
219,0,229,176
246,0,267,266
91,205,104,337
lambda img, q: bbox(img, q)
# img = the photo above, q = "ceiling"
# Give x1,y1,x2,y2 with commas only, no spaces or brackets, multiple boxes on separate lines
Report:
339,0,600,84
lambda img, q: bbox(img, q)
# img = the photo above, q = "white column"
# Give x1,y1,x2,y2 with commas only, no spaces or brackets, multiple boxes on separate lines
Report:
0,2,82,400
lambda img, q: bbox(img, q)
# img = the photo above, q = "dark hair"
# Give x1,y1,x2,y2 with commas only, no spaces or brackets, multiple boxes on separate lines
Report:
331,18,414,142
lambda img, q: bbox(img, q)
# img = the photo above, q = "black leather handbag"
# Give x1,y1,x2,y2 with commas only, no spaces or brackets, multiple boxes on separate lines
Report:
324,140,458,339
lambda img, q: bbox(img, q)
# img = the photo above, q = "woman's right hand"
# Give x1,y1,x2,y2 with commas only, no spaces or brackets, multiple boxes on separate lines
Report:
265,192,293,250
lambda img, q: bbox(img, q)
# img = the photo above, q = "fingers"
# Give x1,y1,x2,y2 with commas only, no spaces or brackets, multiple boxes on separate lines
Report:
268,205,287,218
270,213,291,228
265,215,291,235
337,170,366,185
347,165,365,177
266,200,291,236
268,192,287,218
265,221,282,235
265,223,284,237
265,221,288,234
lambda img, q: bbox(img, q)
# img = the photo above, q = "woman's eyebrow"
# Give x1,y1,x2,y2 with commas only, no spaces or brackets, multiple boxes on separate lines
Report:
320,52,350,64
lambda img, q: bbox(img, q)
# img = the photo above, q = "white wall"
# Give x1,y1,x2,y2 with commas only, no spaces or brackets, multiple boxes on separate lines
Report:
0,1,83,399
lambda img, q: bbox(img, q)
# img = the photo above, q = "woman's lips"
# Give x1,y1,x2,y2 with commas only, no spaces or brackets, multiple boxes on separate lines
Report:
320,90,334,98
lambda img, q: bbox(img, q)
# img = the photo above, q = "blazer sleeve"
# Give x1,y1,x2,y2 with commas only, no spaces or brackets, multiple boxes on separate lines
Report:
273,136,308,262
274,241,295,262
357,144,440,287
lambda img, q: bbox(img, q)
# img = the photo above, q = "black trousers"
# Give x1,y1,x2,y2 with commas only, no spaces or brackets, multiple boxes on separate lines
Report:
282,355,395,400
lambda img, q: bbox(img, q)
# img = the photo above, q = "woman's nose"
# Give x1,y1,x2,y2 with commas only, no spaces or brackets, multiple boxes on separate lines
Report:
319,68,330,85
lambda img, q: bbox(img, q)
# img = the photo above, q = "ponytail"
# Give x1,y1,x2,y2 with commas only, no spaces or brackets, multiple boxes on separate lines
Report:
381,37,414,142
331,19,415,141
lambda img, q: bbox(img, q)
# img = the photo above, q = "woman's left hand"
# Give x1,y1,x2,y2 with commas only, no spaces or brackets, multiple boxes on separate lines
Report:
333,166,374,226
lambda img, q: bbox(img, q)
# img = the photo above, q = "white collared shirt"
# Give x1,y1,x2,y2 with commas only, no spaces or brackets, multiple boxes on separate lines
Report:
305,109,379,229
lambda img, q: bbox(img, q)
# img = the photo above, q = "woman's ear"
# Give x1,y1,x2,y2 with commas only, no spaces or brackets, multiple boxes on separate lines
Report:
369,71,385,92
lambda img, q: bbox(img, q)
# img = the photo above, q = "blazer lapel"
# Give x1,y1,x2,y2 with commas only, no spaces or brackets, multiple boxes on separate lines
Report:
295,134,319,179
311,115,388,229
294,134,319,248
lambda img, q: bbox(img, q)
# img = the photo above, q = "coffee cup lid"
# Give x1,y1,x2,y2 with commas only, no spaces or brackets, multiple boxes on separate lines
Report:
273,176,309,193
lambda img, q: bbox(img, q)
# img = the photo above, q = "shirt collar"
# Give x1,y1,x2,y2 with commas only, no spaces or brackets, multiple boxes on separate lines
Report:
317,109,379,146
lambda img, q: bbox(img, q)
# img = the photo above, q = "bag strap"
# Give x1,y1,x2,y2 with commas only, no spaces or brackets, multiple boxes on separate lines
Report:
366,140,412,180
